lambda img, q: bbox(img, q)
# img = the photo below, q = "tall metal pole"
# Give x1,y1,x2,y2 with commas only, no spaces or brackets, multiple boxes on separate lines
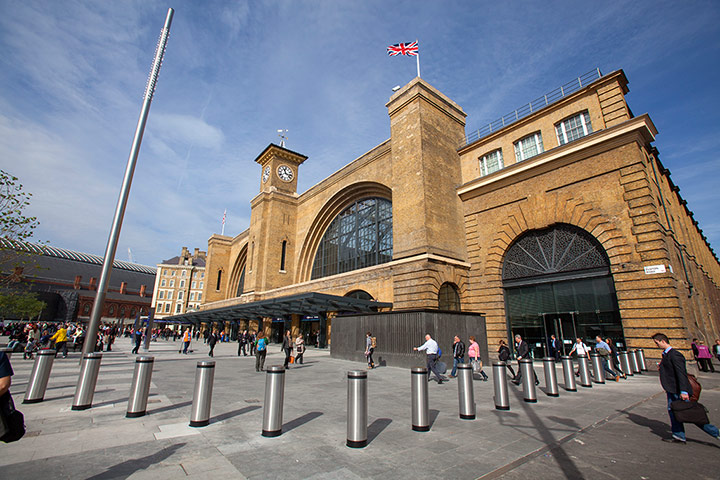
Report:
81,8,174,358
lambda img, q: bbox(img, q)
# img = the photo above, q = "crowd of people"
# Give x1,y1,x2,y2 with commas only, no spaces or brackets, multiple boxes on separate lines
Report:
1,321,123,358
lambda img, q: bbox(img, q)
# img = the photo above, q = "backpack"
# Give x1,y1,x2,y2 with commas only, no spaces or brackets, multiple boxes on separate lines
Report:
257,339,266,351
437,347,442,359
371,337,377,349
687,373,702,402
0,393,25,443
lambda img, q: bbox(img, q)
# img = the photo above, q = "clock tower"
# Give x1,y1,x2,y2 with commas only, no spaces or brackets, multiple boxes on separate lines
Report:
245,144,307,293
256,143,306,194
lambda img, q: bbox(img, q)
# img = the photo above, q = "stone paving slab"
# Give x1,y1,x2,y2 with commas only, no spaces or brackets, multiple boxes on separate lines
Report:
2,337,719,479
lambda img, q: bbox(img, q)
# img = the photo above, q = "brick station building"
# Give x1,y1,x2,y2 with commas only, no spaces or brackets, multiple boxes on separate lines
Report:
185,68,718,361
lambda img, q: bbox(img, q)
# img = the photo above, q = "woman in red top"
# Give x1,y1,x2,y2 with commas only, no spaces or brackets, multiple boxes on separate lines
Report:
468,336,488,381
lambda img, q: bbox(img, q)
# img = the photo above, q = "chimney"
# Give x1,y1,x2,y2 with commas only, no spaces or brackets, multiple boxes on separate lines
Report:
120,281,127,294
89,277,97,290
74,275,82,289
140,285,146,297
194,248,199,257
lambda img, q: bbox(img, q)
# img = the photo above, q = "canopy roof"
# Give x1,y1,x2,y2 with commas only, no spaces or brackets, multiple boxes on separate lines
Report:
162,292,392,325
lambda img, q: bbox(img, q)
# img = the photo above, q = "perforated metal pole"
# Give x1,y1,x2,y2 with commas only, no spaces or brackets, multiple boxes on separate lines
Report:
493,362,510,410
619,351,634,377
636,348,648,371
411,367,430,431
630,350,642,374
82,8,173,361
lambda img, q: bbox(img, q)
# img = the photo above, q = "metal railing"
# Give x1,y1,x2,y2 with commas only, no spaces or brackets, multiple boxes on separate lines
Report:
459,68,603,149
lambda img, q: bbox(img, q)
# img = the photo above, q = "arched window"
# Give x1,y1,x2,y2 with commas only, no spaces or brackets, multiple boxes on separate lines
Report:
345,290,373,301
82,303,91,315
216,270,223,291
236,266,246,297
119,306,126,318
311,197,392,279
438,283,460,311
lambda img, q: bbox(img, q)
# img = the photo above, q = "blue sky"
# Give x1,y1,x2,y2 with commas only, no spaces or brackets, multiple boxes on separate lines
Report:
1,0,718,267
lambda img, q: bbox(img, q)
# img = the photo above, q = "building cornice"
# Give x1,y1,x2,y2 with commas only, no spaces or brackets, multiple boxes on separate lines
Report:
457,114,657,201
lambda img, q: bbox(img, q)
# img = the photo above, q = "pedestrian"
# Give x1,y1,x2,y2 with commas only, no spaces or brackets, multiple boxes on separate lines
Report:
238,329,248,356
131,327,143,354
594,336,619,381
651,332,720,443
498,339,516,379
548,334,560,360
50,324,68,358
282,330,292,368
512,334,539,386
1,349,25,442
365,332,375,369
605,337,627,379
713,339,720,365
468,335,488,381
295,335,305,364
569,337,591,376
413,333,444,384
695,340,715,373
182,328,191,354
208,330,217,357
255,331,268,372
450,335,465,378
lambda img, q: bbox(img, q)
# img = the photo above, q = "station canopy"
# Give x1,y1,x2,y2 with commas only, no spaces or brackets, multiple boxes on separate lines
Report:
162,292,392,325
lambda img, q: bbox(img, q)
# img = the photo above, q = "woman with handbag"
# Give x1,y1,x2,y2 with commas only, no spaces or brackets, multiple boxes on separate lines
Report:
497,339,516,380
295,335,305,365
468,336,488,381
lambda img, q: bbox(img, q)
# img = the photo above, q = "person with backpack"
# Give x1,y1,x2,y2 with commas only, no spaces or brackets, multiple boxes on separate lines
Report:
497,339,516,379
449,335,465,378
651,332,720,443
413,334,444,384
365,332,375,369
255,331,268,372
0,350,25,443
594,336,619,381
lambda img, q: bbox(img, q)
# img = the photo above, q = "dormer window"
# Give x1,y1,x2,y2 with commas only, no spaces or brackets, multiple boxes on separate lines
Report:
514,132,544,162
556,110,592,145
479,149,503,177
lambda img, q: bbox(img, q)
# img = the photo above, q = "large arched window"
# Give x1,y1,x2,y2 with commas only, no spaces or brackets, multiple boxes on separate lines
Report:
311,198,392,279
345,290,373,301
438,283,460,311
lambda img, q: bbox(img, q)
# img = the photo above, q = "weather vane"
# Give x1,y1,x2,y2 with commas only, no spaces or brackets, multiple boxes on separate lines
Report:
277,129,288,148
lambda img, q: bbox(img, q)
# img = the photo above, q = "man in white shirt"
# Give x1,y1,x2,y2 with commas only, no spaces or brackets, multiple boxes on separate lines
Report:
414,334,444,384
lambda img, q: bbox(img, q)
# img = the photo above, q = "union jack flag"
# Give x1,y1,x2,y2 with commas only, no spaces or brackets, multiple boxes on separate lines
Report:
387,41,418,56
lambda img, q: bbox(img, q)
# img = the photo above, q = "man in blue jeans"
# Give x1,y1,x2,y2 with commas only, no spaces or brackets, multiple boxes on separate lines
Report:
652,332,720,443
449,335,465,378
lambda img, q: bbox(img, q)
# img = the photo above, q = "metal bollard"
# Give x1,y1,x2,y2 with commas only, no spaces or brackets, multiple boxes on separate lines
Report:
457,363,476,420
577,355,592,388
126,356,154,418
72,352,102,410
493,362,510,410
189,360,215,427
411,367,430,431
23,349,56,404
636,348,648,371
590,353,605,384
619,351,633,376
347,370,368,448
561,356,577,392
519,358,537,403
262,366,286,437
631,350,642,374
543,358,559,397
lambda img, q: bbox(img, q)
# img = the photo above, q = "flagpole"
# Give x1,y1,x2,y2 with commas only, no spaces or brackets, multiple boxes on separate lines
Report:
416,40,421,78
221,209,226,236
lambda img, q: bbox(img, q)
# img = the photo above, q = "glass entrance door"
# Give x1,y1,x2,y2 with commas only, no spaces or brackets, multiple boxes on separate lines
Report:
542,312,577,356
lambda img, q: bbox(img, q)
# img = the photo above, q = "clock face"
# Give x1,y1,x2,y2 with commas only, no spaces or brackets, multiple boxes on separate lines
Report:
277,165,294,182
262,166,270,183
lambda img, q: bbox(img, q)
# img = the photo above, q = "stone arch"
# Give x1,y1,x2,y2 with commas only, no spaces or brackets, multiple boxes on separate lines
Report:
297,181,393,282
228,243,248,299
479,192,632,346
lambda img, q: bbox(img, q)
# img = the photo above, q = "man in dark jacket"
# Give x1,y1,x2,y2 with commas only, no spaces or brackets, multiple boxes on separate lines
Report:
652,332,720,443
208,330,217,357
282,330,293,368
450,335,466,378
512,334,539,386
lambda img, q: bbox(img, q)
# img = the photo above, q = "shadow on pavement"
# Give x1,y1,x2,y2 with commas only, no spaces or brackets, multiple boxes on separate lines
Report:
92,397,128,408
546,416,581,430
209,405,260,424
618,408,670,439
85,442,186,480
429,409,440,428
147,400,193,415
283,411,323,433
367,418,392,444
